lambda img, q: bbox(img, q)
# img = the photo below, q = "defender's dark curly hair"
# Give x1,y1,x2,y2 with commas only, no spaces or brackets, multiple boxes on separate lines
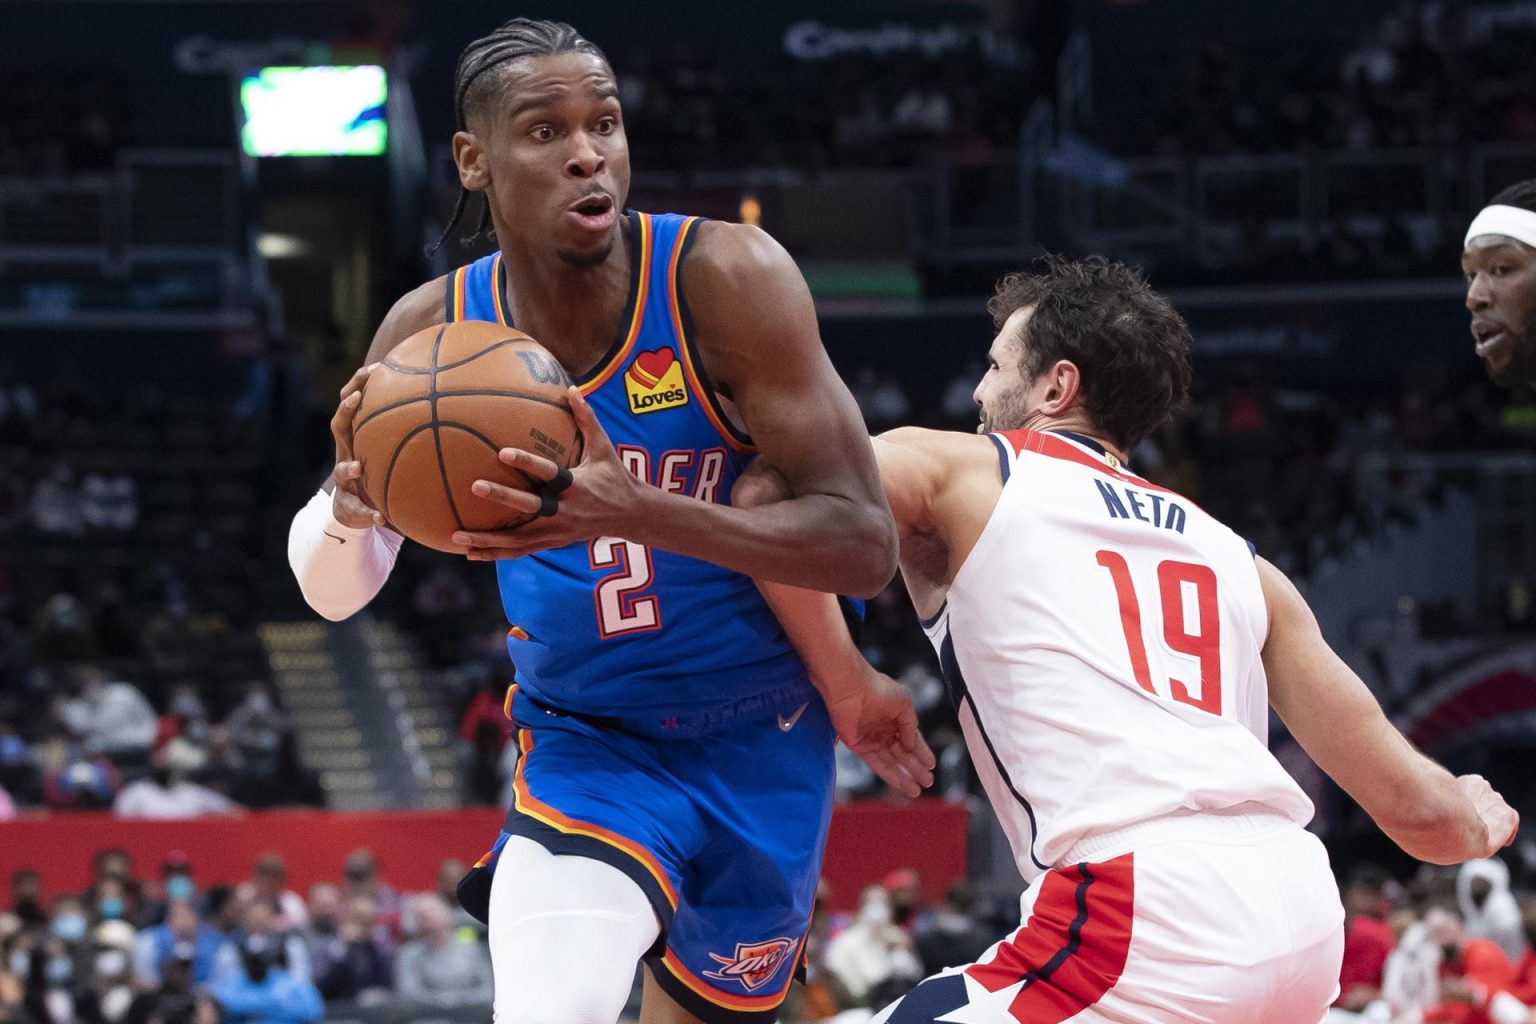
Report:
987,255,1191,451
431,18,610,253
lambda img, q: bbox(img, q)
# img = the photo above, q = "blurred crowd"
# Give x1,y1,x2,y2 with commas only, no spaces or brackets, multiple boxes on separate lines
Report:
1143,3,1536,158
1326,858,1536,1024
0,376,320,819
0,849,491,1024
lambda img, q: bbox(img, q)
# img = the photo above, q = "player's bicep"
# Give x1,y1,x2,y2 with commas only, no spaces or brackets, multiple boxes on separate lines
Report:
689,225,881,504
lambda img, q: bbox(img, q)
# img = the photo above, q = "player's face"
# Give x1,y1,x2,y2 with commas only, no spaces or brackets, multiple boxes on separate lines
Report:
1463,234,1536,387
974,307,1048,433
467,52,630,268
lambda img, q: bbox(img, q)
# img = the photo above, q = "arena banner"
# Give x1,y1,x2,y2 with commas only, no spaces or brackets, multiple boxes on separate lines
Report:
0,800,967,913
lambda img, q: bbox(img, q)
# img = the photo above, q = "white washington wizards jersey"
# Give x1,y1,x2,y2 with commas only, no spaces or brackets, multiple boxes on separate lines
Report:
925,428,1313,883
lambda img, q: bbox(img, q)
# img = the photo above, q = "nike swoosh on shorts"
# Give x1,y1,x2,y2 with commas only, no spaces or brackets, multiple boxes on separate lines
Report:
778,702,808,732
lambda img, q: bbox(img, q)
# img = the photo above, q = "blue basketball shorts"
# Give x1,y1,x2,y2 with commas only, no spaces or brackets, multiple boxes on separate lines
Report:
459,682,836,1024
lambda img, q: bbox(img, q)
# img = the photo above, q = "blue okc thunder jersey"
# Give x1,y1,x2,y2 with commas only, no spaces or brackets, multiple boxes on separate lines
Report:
446,211,811,719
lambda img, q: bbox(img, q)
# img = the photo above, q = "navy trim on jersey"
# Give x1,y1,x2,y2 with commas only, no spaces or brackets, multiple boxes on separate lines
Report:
1052,429,1109,457
502,809,673,958
674,222,754,449
443,273,455,323
989,432,1011,483
1245,538,1258,559
940,632,1049,871
918,600,947,631
572,210,646,386
645,961,782,1024
1022,862,1095,989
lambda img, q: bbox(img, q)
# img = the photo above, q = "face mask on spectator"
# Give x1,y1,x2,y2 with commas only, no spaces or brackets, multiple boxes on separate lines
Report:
45,956,72,986
248,694,272,714
8,951,28,977
166,877,195,902
98,898,124,921
170,697,203,719
858,899,891,927
94,950,128,979
52,914,87,942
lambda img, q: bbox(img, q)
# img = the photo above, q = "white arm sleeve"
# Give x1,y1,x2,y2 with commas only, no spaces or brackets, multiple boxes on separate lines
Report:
287,488,404,621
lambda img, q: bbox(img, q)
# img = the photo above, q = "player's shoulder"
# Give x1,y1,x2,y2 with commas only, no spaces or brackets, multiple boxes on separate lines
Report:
684,220,798,286
365,277,448,363
875,427,1001,485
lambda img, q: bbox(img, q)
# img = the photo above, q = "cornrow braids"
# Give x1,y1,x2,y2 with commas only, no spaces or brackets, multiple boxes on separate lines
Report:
1489,178,1536,214
430,18,610,254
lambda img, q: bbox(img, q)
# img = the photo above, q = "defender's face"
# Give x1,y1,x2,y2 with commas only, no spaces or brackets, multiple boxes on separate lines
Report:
1463,234,1536,387
974,306,1047,433
466,52,631,268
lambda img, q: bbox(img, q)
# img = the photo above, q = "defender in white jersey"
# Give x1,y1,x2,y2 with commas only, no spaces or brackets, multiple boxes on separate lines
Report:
740,256,1518,1023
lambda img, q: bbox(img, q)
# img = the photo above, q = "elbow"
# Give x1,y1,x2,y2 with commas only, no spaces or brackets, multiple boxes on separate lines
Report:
842,505,899,599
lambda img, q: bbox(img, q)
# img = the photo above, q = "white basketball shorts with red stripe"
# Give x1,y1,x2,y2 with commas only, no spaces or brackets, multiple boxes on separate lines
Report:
873,812,1345,1024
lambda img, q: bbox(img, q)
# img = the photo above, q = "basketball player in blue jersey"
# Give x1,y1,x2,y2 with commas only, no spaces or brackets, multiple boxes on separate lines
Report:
287,17,935,1024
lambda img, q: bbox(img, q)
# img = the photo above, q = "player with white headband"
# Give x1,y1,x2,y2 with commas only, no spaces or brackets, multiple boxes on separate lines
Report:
1463,179,1536,388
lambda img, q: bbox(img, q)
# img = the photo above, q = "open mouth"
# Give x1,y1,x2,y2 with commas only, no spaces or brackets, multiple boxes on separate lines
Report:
568,194,616,232
1473,321,1507,357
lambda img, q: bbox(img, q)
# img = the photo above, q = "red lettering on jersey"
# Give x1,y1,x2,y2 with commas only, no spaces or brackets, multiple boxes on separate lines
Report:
658,451,694,494
1096,550,1223,716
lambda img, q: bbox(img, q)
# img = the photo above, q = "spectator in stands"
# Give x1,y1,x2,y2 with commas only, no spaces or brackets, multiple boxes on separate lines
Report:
85,920,139,1024
1512,896,1536,1004
1418,905,1515,1024
33,598,92,664
136,851,198,929
1337,864,1397,1012
80,471,137,534
37,729,115,810
297,885,345,991
883,868,929,933
29,464,81,537
47,896,89,961
457,670,511,806
224,682,289,784
824,884,923,1006
211,900,310,988
0,720,36,809
0,930,24,1020
340,851,400,941
210,932,323,1024
914,881,994,977
23,935,86,1024
124,951,220,1024
59,667,157,763
132,900,222,989
1459,859,1526,964
112,746,239,820
234,855,306,932
393,895,492,1010
312,896,391,1005
9,870,46,929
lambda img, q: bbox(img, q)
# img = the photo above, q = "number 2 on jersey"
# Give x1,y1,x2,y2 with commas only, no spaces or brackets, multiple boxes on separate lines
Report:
590,538,661,639
1095,550,1222,715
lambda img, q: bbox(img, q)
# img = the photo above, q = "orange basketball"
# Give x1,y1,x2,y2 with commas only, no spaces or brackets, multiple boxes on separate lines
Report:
351,321,579,554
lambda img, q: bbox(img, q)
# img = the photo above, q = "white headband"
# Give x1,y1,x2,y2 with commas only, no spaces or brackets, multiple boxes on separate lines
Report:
1465,204,1536,249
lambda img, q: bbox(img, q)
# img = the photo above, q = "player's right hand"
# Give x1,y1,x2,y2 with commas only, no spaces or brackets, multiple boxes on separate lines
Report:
1456,773,1518,856
330,363,388,530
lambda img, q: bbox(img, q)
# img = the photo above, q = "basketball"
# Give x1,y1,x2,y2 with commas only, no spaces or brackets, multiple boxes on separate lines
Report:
351,320,580,553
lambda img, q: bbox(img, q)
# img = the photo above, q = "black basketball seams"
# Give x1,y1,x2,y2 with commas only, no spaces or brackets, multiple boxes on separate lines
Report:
427,326,468,534
382,336,527,375
355,389,571,435
380,422,437,524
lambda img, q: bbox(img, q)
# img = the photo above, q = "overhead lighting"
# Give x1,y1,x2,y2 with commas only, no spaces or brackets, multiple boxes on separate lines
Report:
257,233,309,259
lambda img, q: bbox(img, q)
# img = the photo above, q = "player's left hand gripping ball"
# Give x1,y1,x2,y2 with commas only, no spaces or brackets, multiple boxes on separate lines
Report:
456,386,644,559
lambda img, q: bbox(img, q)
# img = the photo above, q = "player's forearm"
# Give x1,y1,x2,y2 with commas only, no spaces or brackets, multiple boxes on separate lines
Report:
628,487,897,598
754,580,873,706
288,489,403,620
1361,754,1488,865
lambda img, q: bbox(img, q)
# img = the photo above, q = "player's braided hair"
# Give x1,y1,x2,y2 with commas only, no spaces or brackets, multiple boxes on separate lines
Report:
430,18,610,254
1488,178,1536,214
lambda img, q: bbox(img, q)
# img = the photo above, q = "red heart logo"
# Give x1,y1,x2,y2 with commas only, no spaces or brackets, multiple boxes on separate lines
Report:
630,348,676,388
